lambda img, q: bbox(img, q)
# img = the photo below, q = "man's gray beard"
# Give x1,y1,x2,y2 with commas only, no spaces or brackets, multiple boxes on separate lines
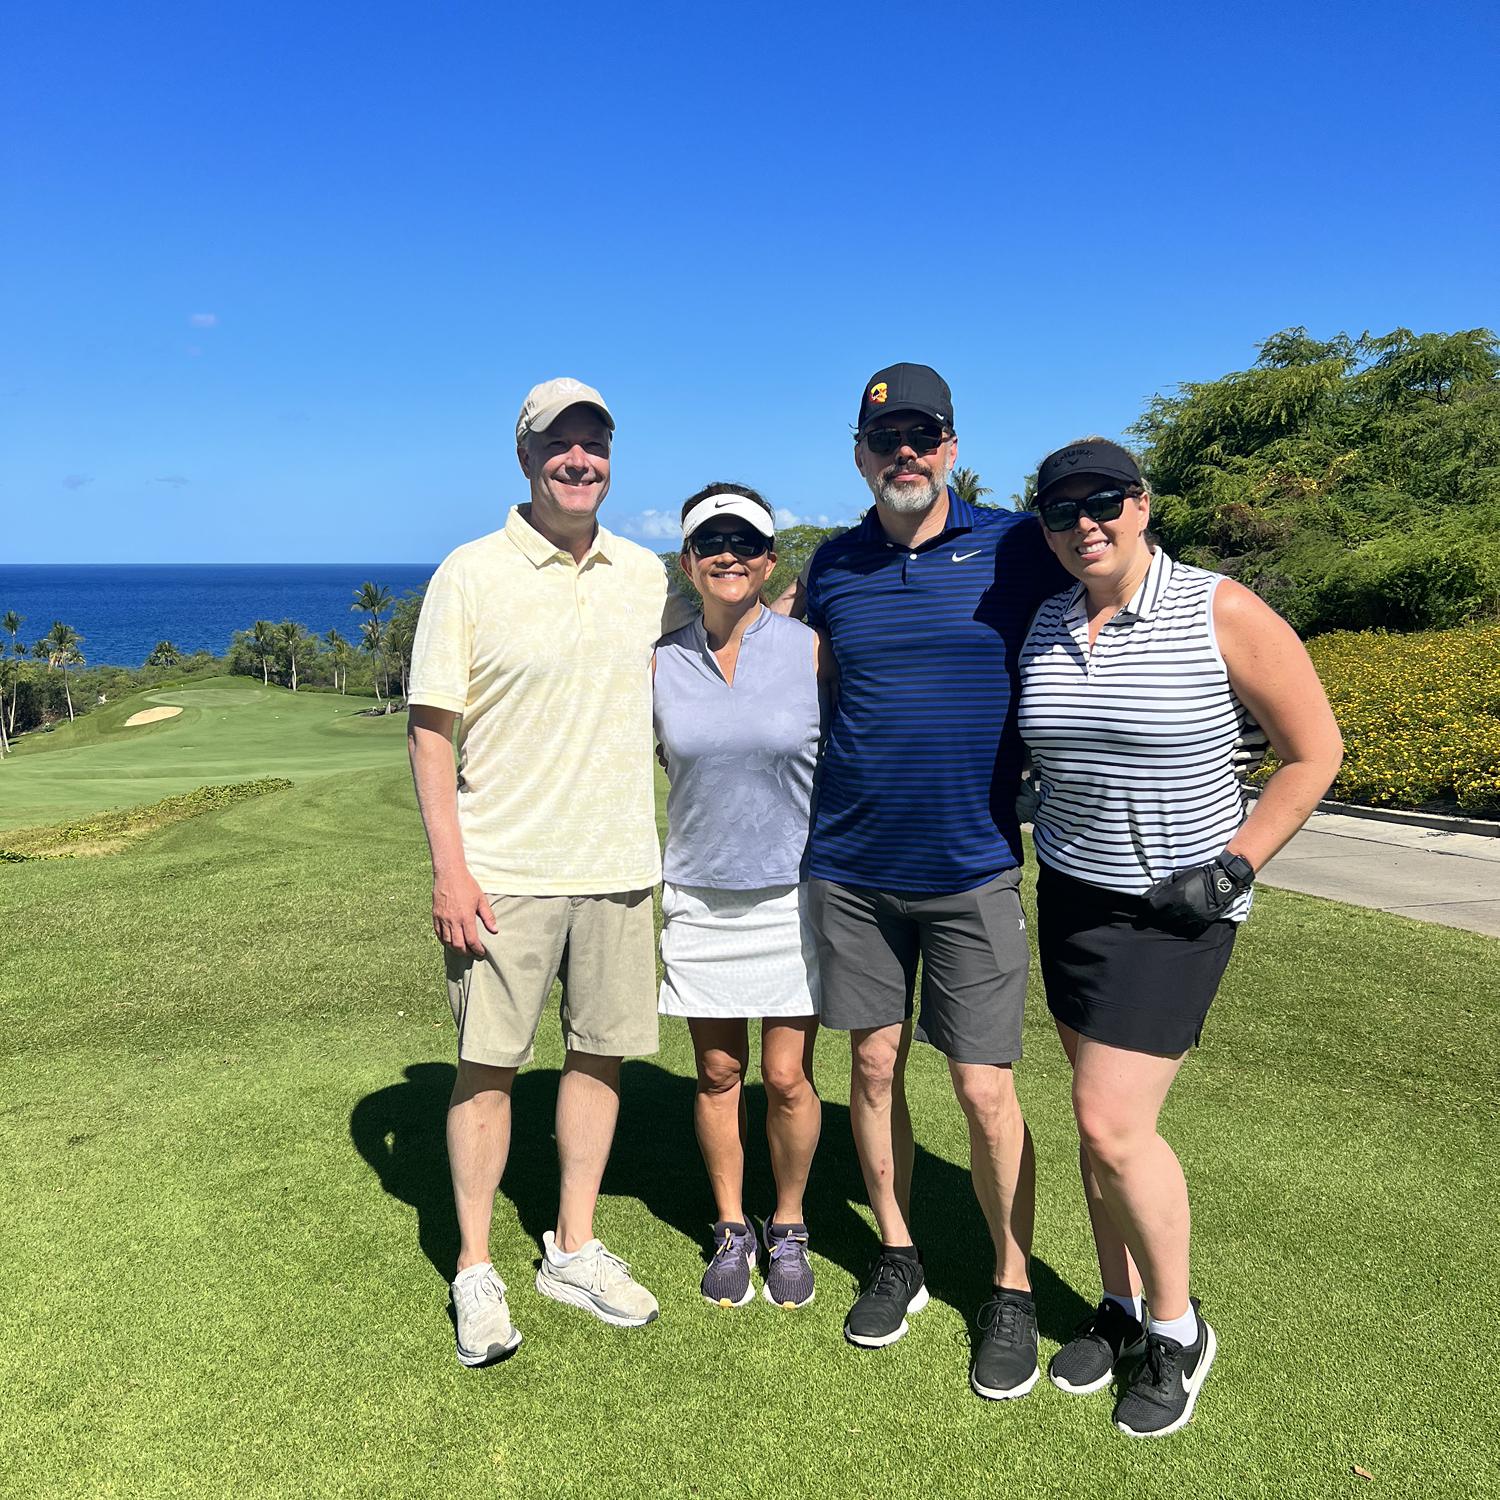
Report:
871,466,945,512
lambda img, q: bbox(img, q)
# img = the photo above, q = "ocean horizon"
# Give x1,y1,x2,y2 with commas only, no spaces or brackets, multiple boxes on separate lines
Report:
0,563,438,667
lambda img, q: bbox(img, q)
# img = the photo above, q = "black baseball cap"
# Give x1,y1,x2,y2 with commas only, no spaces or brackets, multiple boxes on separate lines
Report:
1036,439,1143,499
856,363,954,435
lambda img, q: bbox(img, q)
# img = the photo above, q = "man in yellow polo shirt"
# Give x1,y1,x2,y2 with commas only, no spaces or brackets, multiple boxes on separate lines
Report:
407,376,684,1367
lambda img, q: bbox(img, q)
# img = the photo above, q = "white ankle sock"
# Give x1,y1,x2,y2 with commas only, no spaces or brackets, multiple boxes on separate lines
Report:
1151,1306,1199,1346
453,1261,493,1285
1104,1290,1143,1323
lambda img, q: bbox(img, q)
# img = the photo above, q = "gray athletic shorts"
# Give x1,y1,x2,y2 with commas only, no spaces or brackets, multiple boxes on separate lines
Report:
807,870,1028,1064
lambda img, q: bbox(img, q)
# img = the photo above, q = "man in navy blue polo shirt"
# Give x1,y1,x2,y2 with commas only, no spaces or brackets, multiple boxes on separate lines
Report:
798,363,1070,1399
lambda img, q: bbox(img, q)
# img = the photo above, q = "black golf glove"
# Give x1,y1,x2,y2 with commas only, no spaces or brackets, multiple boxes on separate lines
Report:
1143,851,1255,936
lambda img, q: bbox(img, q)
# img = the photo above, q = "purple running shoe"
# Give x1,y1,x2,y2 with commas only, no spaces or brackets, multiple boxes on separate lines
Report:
700,1221,757,1307
762,1222,815,1309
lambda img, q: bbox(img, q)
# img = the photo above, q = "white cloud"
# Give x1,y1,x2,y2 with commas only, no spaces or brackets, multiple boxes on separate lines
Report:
620,509,682,541
775,507,846,529
189,312,218,327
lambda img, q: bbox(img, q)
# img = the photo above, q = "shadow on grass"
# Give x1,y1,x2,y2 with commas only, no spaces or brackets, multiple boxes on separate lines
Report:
350,1059,1089,1342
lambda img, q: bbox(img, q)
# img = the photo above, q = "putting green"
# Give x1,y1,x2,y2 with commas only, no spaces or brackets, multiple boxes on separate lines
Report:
0,677,408,830
148,686,270,706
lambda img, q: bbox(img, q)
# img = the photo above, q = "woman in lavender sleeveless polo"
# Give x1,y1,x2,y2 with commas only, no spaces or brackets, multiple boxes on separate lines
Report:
653,482,831,1312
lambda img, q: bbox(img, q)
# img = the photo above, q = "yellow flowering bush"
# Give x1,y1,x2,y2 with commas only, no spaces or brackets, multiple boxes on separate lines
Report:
1251,622,1500,815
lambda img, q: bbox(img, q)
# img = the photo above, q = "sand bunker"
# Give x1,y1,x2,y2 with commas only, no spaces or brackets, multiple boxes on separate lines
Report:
124,705,183,727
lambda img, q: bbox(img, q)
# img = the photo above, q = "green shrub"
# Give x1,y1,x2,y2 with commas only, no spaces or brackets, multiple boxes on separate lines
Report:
1253,622,1500,814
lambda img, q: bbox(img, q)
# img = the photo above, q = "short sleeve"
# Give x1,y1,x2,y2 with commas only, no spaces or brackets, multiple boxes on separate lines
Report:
407,556,473,713
803,543,830,631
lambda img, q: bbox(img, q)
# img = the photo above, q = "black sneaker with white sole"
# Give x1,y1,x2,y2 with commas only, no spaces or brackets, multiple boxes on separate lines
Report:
844,1251,928,1348
969,1288,1040,1400
1113,1298,1217,1437
1049,1298,1147,1394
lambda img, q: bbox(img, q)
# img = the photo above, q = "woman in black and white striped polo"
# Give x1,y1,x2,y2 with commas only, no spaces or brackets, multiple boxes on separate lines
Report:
1017,438,1343,1439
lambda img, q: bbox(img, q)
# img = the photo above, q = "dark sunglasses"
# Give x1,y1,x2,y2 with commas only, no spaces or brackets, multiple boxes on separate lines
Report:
1037,488,1128,532
862,424,948,456
687,530,772,560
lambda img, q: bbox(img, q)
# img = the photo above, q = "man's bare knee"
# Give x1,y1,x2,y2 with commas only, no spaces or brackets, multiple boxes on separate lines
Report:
851,1033,900,1105
452,1058,516,1106
562,1050,622,1085
950,1061,1020,1133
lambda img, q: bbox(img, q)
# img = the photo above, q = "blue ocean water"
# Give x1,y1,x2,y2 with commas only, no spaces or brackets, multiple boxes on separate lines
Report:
0,564,437,667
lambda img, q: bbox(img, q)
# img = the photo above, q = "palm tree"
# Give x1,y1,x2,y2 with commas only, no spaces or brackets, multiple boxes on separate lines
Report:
250,620,277,685
277,620,311,692
41,621,84,721
951,467,993,505
1,611,20,736
352,582,392,700
325,628,353,695
359,616,386,702
386,591,424,705
146,640,181,668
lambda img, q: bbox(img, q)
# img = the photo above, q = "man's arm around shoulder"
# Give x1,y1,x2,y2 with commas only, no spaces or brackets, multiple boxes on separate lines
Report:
407,704,496,957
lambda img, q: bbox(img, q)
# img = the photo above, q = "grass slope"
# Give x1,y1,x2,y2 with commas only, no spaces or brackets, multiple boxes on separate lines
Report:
2,756,1496,1498
0,679,405,829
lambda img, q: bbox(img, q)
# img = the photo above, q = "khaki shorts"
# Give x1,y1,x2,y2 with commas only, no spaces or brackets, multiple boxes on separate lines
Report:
444,889,659,1067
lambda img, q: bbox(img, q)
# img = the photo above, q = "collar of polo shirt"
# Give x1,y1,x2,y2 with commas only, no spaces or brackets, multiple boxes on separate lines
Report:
506,505,615,567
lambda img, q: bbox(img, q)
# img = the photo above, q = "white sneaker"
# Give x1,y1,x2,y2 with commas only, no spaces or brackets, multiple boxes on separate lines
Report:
535,1232,660,1327
450,1263,522,1367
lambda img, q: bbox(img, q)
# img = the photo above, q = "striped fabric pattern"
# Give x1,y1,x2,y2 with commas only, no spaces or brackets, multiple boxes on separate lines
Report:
1017,549,1261,920
805,491,1069,893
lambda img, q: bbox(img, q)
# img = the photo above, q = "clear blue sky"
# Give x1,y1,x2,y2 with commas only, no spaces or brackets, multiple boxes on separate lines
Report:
4,0,1497,562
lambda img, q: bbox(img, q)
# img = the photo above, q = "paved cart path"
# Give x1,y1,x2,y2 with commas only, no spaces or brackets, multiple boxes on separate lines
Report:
1260,810,1500,938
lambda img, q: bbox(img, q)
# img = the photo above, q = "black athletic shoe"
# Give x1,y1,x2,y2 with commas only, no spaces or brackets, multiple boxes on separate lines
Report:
843,1251,929,1348
969,1288,1040,1400
1113,1299,1217,1437
1049,1298,1147,1395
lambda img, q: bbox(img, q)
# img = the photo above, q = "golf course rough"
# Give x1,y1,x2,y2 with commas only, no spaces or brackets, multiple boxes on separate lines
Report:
0,678,1495,1497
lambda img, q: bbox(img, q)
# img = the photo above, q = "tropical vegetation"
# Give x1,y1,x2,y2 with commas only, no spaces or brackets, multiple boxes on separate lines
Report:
1265,621,1500,814
1132,326,1500,634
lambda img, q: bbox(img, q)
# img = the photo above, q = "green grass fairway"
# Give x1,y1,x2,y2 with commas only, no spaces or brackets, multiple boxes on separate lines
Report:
0,680,405,829
2,727,1497,1496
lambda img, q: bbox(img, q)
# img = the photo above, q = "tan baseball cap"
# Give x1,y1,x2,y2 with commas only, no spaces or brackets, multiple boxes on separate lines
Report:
515,377,615,444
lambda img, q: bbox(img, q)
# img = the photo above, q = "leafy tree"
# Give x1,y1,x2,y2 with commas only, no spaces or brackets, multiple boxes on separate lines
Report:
146,640,181,668
951,467,993,505
352,582,393,701
277,620,312,692
1132,326,1500,633
40,621,85,720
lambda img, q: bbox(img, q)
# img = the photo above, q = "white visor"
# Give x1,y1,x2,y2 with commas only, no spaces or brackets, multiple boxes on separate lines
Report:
681,494,776,542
